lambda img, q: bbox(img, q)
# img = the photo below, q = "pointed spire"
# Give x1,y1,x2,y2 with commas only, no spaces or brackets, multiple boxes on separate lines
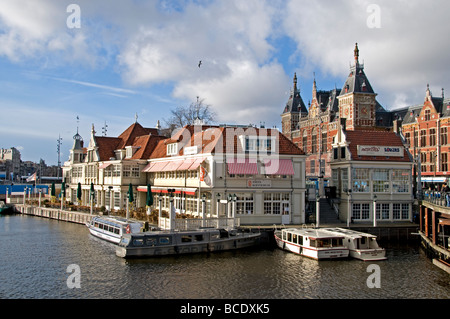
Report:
312,72,317,98
293,72,298,92
354,42,359,65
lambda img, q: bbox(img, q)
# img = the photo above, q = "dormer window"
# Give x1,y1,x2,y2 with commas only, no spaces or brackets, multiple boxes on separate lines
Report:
239,135,276,153
126,146,140,158
167,143,178,156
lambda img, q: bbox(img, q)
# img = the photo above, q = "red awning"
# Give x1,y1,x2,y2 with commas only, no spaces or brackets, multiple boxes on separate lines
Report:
142,162,154,172
163,160,183,171
227,158,258,175
99,163,112,169
188,157,206,170
147,161,168,172
263,159,294,175
177,158,195,170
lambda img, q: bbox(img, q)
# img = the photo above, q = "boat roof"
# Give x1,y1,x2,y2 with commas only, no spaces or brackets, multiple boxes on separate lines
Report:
282,228,345,240
93,215,142,226
321,228,377,239
123,228,223,238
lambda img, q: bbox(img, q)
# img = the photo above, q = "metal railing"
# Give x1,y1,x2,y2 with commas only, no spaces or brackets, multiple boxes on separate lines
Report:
423,190,450,208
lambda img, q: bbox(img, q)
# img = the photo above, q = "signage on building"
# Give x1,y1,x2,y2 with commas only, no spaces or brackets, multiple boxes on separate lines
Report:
184,146,198,155
247,180,271,188
357,145,404,157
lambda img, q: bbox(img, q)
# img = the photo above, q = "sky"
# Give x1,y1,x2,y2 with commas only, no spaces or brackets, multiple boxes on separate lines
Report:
0,0,449,165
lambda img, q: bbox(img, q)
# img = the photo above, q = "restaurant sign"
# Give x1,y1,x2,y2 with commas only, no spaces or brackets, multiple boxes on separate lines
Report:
247,180,272,188
357,145,404,157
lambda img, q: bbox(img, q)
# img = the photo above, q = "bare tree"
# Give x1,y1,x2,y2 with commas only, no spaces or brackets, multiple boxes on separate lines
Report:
163,97,216,133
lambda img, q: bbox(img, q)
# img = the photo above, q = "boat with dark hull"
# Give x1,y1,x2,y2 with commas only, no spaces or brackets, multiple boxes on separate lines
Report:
116,228,261,258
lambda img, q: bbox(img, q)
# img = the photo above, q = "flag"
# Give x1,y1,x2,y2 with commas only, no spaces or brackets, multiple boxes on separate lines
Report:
26,172,37,182
200,166,211,186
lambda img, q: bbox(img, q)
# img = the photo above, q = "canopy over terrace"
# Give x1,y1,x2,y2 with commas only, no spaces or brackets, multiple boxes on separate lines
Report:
142,157,205,173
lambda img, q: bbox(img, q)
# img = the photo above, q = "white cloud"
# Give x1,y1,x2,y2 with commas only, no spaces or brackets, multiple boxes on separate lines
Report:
282,0,450,108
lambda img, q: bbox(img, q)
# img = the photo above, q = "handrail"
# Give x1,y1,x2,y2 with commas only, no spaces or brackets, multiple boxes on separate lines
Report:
423,190,450,208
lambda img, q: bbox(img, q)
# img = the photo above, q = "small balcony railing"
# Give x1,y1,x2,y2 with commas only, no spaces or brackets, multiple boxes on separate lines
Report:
423,191,450,208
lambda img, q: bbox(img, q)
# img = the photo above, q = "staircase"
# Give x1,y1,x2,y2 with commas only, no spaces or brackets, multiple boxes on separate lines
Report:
318,198,341,225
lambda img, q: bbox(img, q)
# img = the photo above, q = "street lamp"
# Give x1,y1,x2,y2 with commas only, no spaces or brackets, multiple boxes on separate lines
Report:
108,186,113,213
316,194,320,228
346,188,352,227
201,193,206,226
373,194,377,227
216,193,221,217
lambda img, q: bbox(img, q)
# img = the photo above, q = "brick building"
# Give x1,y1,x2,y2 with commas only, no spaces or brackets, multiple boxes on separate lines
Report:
281,43,404,189
400,85,450,190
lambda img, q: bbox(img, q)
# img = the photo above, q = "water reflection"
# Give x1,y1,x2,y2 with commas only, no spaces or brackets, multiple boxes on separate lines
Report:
0,215,448,299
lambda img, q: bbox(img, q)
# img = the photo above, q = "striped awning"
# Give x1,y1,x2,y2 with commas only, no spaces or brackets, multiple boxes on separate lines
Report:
163,160,183,171
147,161,168,172
227,158,258,175
137,186,197,196
263,159,294,175
99,163,112,169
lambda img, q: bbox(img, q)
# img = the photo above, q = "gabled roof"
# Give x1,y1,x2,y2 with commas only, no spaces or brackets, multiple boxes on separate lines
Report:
339,44,376,96
344,129,411,162
282,73,308,115
94,122,162,161
149,125,305,159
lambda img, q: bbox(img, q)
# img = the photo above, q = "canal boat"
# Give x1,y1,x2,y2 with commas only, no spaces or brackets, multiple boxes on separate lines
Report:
0,201,13,215
274,228,349,260
86,216,145,244
116,228,261,258
322,228,387,261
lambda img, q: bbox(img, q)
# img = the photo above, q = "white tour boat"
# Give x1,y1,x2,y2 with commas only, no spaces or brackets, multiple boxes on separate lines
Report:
274,228,349,260
116,228,261,258
86,216,145,244
321,228,387,261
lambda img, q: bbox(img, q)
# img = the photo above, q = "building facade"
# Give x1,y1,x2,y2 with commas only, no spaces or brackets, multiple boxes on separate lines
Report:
330,126,414,224
400,85,450,190
281,44,403,186
63,122,307,225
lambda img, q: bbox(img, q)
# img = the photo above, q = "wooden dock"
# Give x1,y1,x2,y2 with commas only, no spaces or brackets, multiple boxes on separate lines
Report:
14,204,93,225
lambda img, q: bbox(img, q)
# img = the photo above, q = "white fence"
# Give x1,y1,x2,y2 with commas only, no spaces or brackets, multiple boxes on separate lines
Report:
159,217,240,231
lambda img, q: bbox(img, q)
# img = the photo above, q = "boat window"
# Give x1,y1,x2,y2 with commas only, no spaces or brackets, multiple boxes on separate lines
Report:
310,239,316,247
298,236,303,245
317,239,332,248
287,233,292,242
146,237,157,246
94,222,99,228
114,228,120,235
133,238,144,246
282,231,286,241
181,235,192,243
194,235,204,241
159,237,171,245
331,238,342,247
108,226,114,233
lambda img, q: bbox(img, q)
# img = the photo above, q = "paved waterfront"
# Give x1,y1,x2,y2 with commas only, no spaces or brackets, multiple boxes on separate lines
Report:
0,214,448,299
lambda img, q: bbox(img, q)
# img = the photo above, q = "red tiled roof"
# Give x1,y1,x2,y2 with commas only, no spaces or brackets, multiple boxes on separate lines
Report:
149,125,304,158
344,130,411,162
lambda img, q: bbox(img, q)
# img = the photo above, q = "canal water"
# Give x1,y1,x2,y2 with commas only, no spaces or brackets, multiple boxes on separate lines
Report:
0,214,448,300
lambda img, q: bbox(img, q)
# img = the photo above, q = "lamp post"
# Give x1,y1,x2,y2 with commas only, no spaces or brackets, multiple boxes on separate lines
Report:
227,194,232,219
158,195,162,228
168,189,175,231
373,194,377,227
232,194,237,227
201,193,206,227
316,194,320,228
108,186,113,213
346,188,352,227
216,193,221,217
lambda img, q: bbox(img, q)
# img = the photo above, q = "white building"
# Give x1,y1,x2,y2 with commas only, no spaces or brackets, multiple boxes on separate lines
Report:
330,124,414,224
139,125,307,225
